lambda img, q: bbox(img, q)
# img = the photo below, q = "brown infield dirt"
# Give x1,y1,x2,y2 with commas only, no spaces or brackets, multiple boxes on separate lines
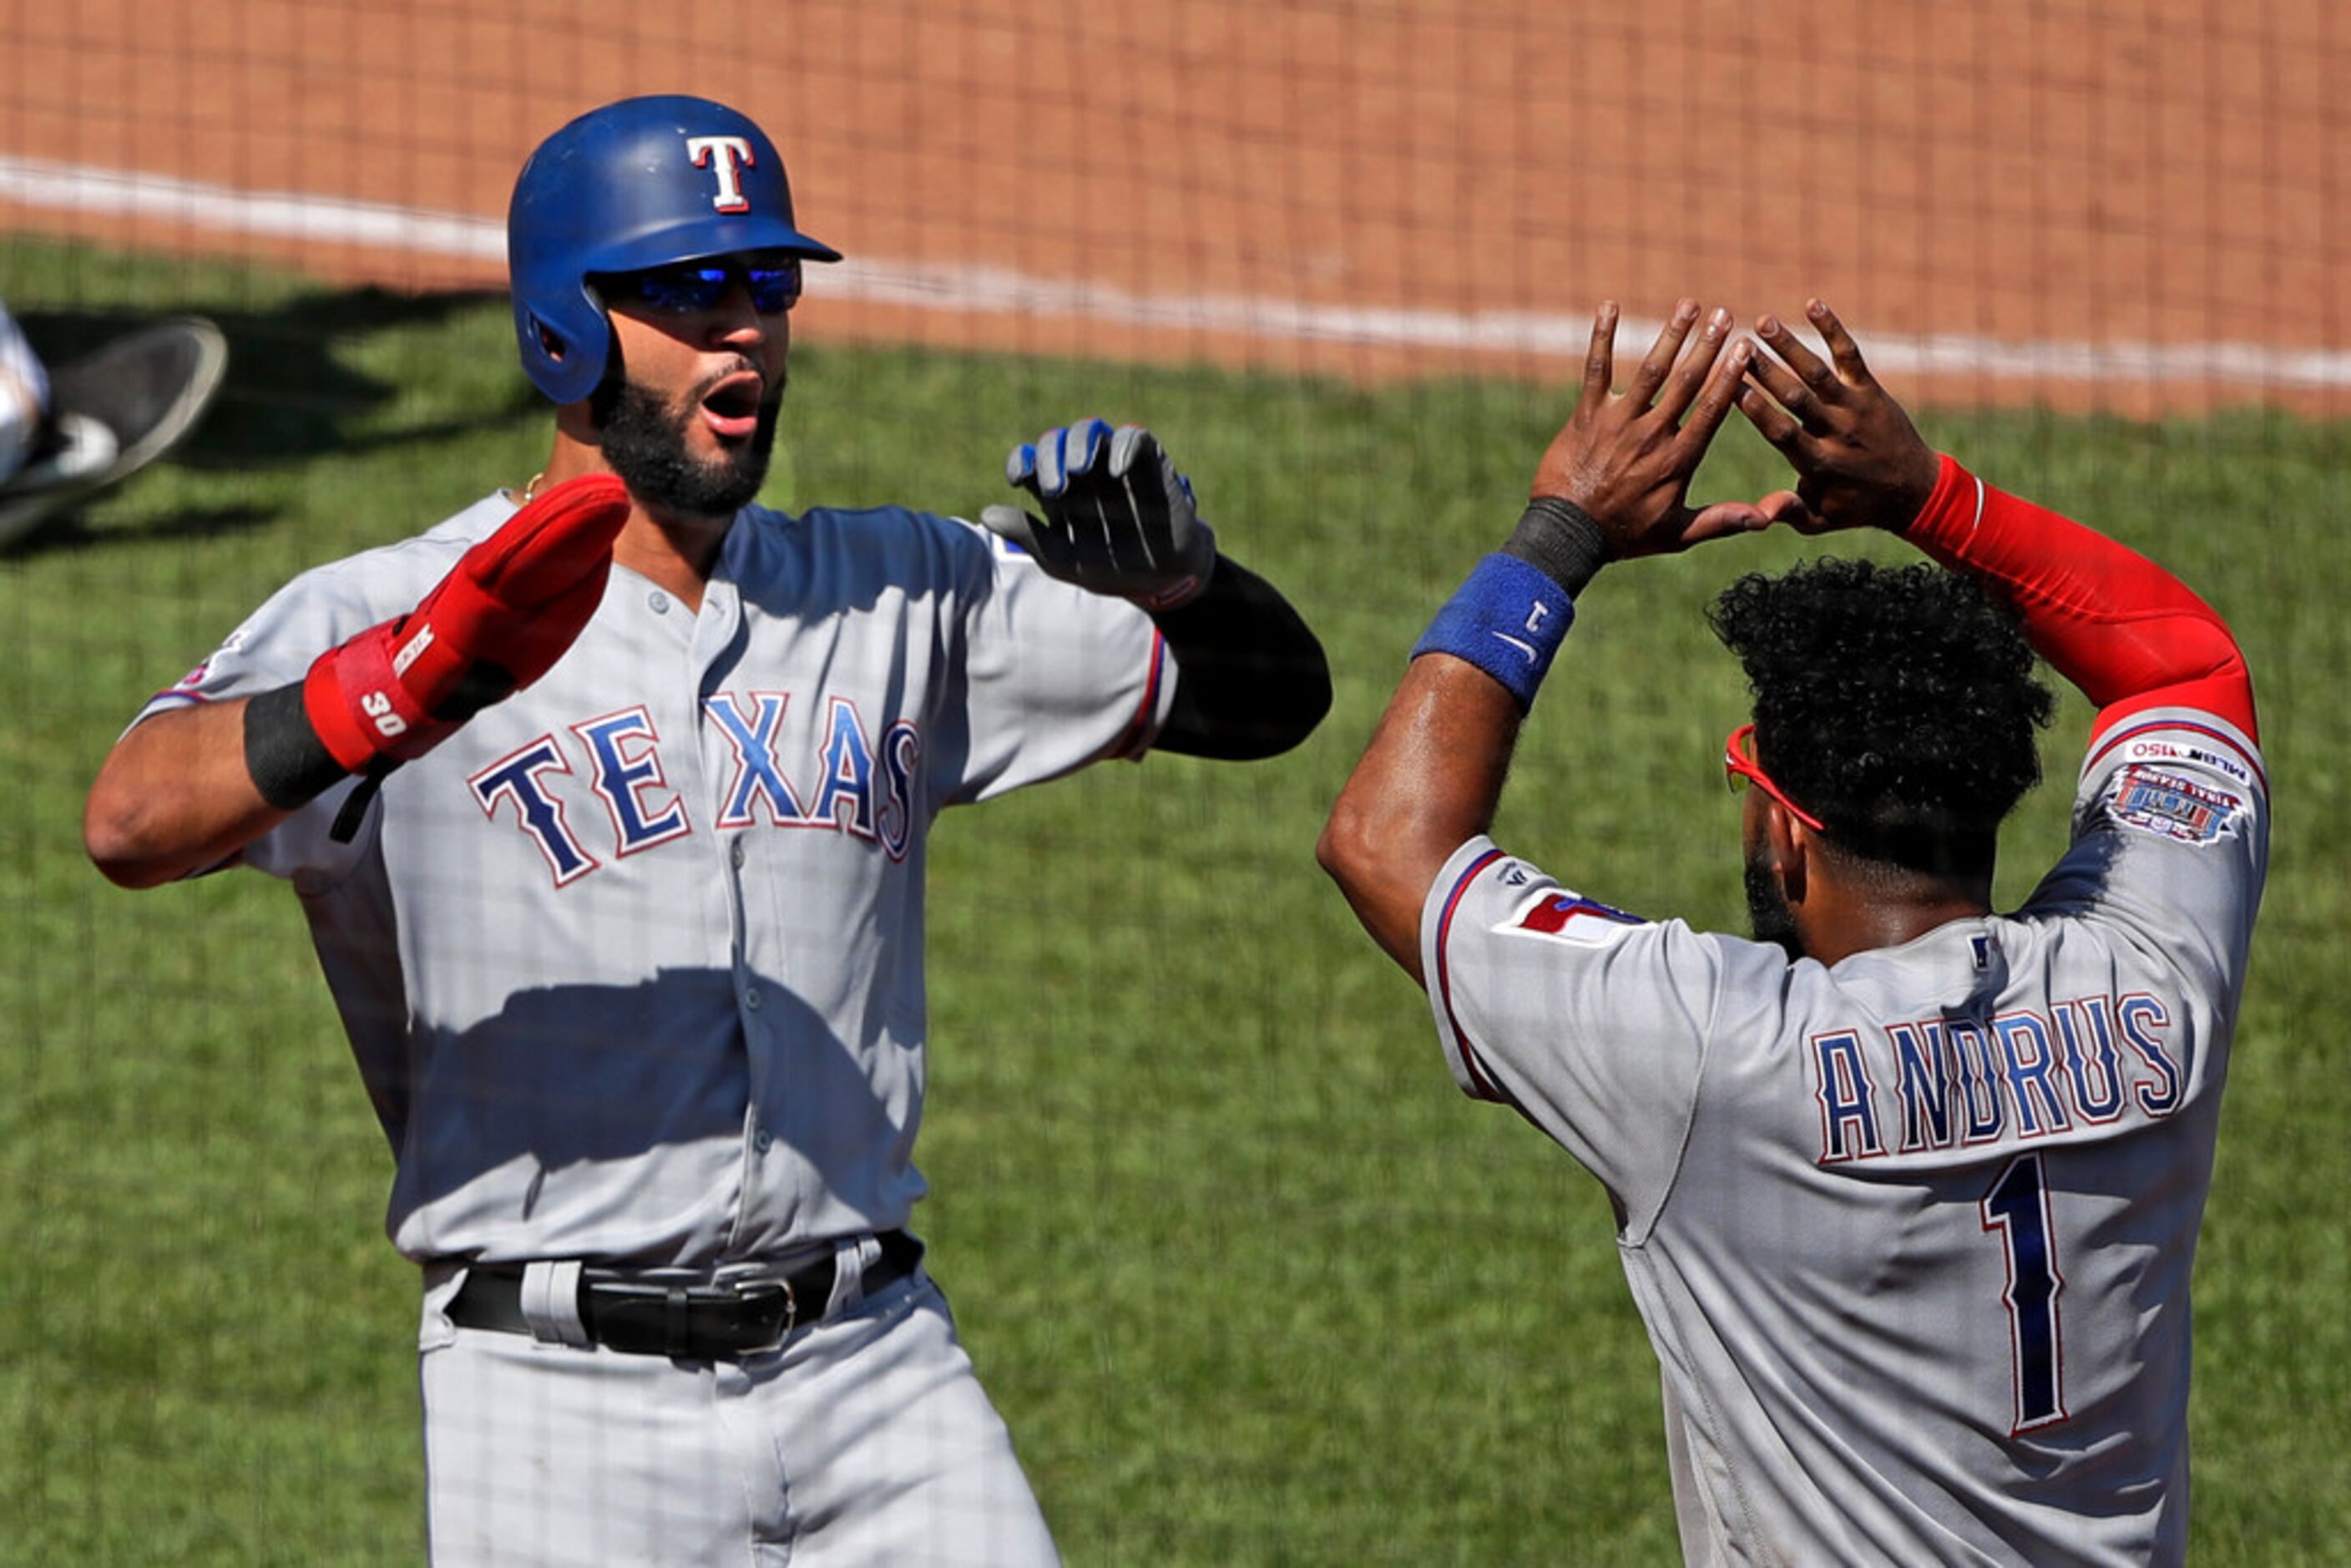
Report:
2,0,2343,416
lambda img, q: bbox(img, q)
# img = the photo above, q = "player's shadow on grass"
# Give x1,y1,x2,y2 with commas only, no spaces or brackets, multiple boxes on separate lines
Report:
21,499,280,555
10,289,543,556
20,287,541,475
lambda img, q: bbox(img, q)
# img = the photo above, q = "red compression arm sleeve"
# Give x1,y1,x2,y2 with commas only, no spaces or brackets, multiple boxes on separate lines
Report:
1900,454,2257,741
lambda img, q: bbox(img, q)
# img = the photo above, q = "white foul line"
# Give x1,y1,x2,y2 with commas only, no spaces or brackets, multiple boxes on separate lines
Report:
6,154,2348,391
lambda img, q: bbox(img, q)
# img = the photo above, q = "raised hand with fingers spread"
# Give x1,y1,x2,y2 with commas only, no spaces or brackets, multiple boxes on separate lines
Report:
1402,299,1767,721
1735,298,1943,535
1525,298,1767,561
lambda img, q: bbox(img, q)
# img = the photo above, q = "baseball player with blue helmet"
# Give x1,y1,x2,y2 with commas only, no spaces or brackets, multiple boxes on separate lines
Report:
86,94,1328,1565
1322,300,2264,1564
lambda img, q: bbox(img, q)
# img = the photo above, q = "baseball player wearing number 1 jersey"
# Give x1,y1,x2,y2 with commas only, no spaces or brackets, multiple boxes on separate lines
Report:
83,95,1327,1565
1322,298,2264,1565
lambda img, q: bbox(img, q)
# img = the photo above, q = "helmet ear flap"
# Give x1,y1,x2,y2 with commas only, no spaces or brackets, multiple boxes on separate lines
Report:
513,289,611,406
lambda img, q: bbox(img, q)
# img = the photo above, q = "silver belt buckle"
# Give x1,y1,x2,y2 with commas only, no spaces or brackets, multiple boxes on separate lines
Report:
726,1276,798,1355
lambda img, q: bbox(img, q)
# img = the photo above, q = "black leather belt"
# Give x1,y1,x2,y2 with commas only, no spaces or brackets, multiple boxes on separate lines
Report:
447,1230,922,1361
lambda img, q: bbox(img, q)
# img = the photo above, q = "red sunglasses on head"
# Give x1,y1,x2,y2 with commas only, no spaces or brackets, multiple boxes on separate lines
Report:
1723,723,1826,832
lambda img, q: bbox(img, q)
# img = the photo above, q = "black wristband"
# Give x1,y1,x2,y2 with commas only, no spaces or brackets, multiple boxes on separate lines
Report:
1503,496,1610,597
243,681,351,810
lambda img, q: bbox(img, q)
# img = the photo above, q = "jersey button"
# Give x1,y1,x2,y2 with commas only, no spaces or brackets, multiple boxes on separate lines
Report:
744,986,764,1011
647,589,670,614
730,839,746,869
753,1128,774,1154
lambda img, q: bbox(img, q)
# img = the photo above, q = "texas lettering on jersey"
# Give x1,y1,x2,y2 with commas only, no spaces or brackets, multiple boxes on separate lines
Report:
1810,992,2183,1166
467,689,921,887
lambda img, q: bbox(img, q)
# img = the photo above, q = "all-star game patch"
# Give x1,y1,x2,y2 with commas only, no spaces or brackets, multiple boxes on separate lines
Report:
2105,762,2247,846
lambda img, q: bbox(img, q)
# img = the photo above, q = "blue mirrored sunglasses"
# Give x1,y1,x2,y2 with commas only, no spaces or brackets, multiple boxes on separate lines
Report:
606,259,803,315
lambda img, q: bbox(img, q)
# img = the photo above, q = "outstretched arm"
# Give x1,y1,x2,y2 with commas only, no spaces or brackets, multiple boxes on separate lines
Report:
85,473,630,887
1738,301,2255,738
85,697,291,888
1317,653,1522,982
1321,301,1760,984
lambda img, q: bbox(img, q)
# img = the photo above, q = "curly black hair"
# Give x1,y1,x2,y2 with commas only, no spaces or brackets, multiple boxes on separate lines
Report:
1707,559,2055,877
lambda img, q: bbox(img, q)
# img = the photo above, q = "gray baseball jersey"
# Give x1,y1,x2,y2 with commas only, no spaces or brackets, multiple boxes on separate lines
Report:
142,492,1170,1268
1419,700,2268,1565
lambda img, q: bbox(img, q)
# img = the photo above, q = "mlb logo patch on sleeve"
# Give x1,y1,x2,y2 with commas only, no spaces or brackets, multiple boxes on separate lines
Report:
2105,762,2247,846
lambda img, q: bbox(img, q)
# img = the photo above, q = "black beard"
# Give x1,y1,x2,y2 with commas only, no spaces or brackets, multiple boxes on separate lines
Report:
1743,853,1803,961
593,375,780,518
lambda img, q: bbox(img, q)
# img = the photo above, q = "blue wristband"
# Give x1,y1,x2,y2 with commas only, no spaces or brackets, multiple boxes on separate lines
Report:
1410,553,1575,710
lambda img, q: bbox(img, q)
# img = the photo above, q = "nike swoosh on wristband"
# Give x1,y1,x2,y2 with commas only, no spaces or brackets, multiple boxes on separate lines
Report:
1492,631,1538,664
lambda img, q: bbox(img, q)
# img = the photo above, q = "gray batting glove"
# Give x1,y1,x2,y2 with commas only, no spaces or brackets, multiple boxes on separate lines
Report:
980,419,1217,610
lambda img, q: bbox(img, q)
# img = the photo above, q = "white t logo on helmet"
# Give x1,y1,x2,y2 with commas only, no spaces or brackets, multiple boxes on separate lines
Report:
685,135,756,213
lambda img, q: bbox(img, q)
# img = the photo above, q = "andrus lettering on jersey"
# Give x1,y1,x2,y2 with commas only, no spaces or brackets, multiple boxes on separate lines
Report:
1810,994,2183,1164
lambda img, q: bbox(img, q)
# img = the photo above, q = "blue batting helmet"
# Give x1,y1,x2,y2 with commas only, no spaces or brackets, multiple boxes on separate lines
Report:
508,94,842,404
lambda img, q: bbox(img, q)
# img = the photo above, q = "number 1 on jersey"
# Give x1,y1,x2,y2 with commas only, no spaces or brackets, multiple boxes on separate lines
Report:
1981,1152,2068,1433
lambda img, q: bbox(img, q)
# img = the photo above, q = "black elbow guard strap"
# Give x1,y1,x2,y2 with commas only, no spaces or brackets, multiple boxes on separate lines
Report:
243,681,353,811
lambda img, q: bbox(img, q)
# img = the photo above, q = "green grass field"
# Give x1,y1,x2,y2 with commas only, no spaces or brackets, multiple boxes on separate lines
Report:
4,239,2347,1563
